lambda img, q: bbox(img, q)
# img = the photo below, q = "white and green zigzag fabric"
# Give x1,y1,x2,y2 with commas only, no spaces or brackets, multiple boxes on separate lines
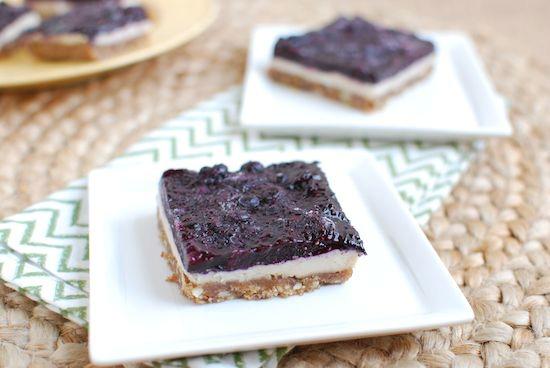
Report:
0,87,474,367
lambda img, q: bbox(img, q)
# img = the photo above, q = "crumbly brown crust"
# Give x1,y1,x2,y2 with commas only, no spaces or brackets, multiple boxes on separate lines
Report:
0,42,19,58
268,66,433,111
158,212,353,304
28,35,147,61
0,35,31,58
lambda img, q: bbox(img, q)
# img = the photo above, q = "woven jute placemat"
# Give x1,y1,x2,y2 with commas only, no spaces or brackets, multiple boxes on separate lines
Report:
1,1,549,367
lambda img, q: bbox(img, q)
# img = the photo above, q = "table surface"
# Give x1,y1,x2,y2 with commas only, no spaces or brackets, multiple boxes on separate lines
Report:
0,1,549,367
367,0,550,69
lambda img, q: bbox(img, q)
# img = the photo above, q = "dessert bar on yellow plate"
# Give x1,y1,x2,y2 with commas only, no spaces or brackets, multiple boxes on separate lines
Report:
0,0,217,89
28,3,153,61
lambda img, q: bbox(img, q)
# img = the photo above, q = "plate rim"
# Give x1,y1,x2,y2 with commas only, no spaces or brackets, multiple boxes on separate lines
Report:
88,148,474,365
0,0,218,89
239,25,512,141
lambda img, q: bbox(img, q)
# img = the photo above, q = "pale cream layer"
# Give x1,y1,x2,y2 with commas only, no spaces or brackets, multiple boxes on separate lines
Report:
158,198,360,285
93,20,151,46
270,53,434,99
0,11,40,49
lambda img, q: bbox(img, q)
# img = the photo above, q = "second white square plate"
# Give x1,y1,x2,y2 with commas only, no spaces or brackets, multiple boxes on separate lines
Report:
88,149,473,365
240,26,511,141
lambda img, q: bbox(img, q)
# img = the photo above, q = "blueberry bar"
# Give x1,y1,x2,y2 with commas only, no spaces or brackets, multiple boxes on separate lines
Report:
0,2,40,56
25,0,139,18
28,2,151,60
269,17,435,110
158,161,366,303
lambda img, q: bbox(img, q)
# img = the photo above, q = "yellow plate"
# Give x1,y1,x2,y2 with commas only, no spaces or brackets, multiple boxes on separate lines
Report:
0,0,218,89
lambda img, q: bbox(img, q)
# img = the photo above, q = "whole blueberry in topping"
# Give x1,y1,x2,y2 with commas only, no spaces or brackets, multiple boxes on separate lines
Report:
291,171,319,192
199,164,227,176
301,172,313,181
238,195,260,209
212,164,228,176
249,196,260,207
241,161,264,173
199,164,228,184
276,172,288,184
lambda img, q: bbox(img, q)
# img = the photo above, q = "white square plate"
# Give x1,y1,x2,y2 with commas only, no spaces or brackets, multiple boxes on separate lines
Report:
88,149,473,365
240,26,512,141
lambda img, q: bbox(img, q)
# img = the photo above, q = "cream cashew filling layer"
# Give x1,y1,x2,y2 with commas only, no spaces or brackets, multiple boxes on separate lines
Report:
93,20,151,46
158,197,360,285
269,53,434,99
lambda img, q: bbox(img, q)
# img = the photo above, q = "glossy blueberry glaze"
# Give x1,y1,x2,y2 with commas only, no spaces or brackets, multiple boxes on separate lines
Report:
38,3,148,40
159,161,365,274
0,3,31,32
274,17,434,83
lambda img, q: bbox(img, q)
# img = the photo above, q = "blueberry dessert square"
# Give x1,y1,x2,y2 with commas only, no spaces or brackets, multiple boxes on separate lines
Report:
0,2,40,56
158,161,366,303
269,17,435,110
28,2,151,60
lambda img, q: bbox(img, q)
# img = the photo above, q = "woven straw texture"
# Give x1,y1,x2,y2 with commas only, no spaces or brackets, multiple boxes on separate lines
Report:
1,1,549,367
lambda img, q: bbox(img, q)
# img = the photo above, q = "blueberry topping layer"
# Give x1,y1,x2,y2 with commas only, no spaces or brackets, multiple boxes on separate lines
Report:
274,17,434,83
37,3,148,40
159,161,365,274
0,3,32,32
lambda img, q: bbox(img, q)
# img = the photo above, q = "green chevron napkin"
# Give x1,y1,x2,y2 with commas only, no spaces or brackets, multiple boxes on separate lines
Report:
0,87,474,367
